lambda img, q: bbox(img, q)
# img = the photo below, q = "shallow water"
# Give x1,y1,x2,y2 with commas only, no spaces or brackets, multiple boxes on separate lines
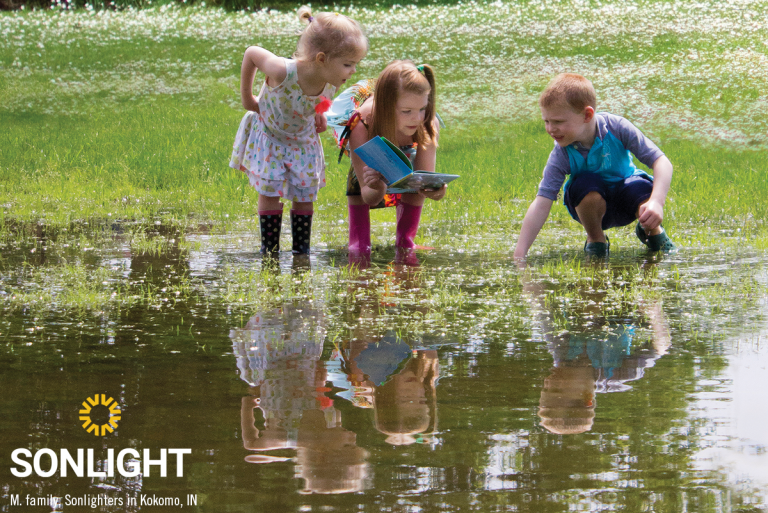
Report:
1,225,767,512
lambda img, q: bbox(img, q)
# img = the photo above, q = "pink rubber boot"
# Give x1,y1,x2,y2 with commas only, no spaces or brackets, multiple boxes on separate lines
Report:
348,204,372,252
396,202,432,250
394,246,420,267
348,204,372,268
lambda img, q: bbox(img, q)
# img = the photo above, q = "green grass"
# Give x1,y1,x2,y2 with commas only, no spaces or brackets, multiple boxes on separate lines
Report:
2,1,768,239
2,0,768,317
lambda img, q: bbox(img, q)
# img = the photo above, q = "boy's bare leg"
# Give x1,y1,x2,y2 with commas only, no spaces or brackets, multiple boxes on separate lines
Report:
636,199,662,236
574,191,607,243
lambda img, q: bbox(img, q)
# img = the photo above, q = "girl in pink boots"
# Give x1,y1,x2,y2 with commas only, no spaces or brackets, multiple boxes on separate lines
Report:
329,60,446,262
229,7,367,256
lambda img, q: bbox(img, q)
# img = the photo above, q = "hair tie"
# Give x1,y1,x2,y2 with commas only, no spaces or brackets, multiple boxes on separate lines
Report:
308,15,314,22
416,64,425,74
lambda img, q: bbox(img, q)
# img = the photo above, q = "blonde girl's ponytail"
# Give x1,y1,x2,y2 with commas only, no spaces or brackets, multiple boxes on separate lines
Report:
297,5,313,24
294,7,368,61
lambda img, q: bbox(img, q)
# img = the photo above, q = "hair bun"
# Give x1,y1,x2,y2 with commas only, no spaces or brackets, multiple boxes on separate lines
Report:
297,5,313,24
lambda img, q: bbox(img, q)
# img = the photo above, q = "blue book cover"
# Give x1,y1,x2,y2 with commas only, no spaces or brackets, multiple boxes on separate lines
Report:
353,136,459,194
353,136,413,185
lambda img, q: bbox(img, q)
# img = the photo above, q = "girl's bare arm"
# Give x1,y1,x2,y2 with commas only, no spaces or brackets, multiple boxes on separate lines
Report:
349,110,388,206
411,119,440,173
240,46,287,112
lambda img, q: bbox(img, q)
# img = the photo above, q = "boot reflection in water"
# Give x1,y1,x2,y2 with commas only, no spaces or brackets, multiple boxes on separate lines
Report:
394,246,420,267
291,253,312,273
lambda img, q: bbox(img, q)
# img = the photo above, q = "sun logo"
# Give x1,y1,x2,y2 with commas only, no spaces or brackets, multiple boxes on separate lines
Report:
79,394,121,436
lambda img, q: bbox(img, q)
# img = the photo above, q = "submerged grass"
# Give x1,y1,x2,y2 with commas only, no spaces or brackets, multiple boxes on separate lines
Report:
0,262,165,312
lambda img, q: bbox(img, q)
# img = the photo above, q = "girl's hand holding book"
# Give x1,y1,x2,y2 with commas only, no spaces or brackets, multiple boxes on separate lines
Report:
362,166,387,192
418,184,446,201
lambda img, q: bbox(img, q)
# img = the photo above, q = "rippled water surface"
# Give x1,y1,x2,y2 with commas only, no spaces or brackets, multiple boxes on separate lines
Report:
1,224,767,512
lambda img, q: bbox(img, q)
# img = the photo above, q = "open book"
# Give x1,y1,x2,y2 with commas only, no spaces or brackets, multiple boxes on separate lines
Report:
353,136,459,194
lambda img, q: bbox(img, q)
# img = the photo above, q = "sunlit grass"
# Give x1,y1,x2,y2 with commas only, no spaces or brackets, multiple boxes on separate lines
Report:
3,1,768,244
2,0,768,323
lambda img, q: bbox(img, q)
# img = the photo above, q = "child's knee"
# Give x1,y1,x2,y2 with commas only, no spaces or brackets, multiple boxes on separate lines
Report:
292,200,314,212
258,195,283,210
577,191,606,210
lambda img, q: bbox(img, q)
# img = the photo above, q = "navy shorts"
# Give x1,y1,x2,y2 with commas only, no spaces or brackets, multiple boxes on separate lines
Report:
564,173,653,230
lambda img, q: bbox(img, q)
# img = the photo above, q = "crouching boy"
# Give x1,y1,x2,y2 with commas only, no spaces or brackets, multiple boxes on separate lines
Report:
513,73,676,259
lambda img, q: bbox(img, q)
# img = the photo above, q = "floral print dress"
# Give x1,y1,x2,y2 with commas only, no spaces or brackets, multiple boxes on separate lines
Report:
229,59,336,203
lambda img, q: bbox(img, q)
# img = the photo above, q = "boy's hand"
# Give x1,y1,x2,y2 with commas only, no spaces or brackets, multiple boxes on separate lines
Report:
513,196,553,259
638,199,664,231
419,184,446,201
314,113,327,133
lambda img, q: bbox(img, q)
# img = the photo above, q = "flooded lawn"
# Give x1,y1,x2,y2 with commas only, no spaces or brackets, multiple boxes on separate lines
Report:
1,223,766,512
4,0,768,510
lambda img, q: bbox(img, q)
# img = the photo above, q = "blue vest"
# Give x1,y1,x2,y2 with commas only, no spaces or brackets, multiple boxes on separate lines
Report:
567,326,634,380
564,128,651,196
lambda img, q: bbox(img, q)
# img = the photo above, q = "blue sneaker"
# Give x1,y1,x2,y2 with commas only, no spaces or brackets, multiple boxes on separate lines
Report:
635,223,677,252
584,236,610,257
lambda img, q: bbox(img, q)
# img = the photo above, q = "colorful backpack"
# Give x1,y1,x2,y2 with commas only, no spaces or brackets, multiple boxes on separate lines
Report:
326,79,376,163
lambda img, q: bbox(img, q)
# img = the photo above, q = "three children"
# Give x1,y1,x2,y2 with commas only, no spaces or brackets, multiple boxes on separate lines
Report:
231,11,675,259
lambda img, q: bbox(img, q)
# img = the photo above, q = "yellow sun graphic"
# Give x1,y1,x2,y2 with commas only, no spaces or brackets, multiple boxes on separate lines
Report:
79,394,121,436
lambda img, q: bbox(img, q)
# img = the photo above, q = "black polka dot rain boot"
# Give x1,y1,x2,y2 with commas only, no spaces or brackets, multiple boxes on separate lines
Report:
258,208,282,255
291,210,313,255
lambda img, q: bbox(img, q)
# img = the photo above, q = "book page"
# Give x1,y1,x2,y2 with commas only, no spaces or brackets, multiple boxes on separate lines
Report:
353,137,414,185
386,171,460,194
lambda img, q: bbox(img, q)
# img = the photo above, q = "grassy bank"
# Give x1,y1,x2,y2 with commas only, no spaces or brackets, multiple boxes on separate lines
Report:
2,0,768,252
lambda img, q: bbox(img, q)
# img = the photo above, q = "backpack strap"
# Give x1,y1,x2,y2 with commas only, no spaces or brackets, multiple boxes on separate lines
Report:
327,79,376,162
336,111,365,163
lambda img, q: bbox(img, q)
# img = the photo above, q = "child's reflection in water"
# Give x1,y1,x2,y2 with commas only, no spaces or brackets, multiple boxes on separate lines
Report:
337,248,439,445
230,304,369,494
525,280,671,435
340,334,439,446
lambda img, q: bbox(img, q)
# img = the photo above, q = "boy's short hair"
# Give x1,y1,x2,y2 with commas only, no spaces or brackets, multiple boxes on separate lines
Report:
539,73,596,112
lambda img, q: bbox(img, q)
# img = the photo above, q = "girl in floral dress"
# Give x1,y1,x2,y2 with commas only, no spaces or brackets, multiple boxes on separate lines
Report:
230,7,367,255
